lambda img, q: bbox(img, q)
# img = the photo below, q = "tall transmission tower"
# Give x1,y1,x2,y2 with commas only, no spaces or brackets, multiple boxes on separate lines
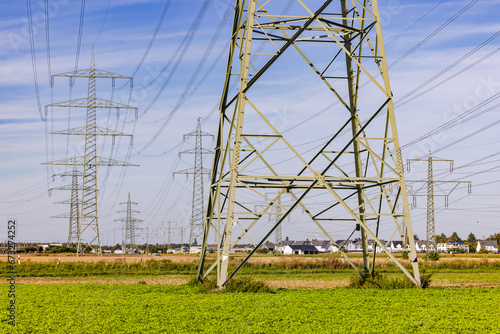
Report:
138,227,156,254
407,154,471,255
42,47,138,256
256,193,289,255
115,193,142,252
157,221,178,253
198,0,422,288
51,168,82,245
174,118,213,249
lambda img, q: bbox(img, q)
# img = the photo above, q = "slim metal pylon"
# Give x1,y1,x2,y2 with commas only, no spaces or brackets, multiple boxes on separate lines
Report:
174,118,213,249
51,168,82,245
42,46,139,255
407,155,472,255
115,193,142,252
198,0,422,288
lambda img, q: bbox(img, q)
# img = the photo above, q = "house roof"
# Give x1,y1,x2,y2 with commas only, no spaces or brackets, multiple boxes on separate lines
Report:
311,240,331,247
281,240,295,246
294,240,311,246
478,240,498,247
287,244,318,251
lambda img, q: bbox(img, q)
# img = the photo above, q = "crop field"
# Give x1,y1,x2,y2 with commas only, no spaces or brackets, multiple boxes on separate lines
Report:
2,254,500,333
1,284,499,333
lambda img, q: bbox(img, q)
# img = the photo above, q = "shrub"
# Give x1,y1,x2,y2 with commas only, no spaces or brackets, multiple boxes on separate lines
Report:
401,251,409,260
428,252,440,261
347,271,430,289
478,248,489,254
193,276,273,293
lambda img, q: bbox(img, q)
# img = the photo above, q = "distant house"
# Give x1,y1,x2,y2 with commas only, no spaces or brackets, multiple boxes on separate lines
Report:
264,242,275,252
353,241,363,252
311,240,332,253
283,244,319,255
367,240,387,252
189,245,202,254
476,240,499,254
333,240,356,252
391,241,405,253
276,240,294,254
294,240,311,246
437,241,469,253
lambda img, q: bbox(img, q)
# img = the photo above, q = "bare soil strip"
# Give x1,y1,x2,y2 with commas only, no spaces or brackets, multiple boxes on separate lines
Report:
14,276,499,289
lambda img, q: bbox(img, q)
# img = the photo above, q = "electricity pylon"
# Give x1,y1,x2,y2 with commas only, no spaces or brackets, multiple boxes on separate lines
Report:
115,193,142,252
174,118,213,249
51,168,82,244
42,47,138,256
198,0,422,288
158,221,178,253
256,193,289,255
407,154,471,255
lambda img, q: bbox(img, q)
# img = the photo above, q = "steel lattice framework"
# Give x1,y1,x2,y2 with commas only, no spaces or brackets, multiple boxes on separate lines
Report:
51,168,82,245
407,155,471,255
115,193,142,251
42,47,138,256
174,118,213,248
198,0,422,287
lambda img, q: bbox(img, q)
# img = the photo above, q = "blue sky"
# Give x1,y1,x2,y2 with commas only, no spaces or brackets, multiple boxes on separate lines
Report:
1,0,499,245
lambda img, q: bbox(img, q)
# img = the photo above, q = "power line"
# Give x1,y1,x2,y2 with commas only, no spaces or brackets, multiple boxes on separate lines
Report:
26,0,45,121
130,0,172,78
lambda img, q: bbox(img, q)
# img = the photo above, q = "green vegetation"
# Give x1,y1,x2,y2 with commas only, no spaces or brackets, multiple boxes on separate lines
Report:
191,276,274,293
1,284,499,333
2,256,500,278
347,272,432,289
428,252,440,261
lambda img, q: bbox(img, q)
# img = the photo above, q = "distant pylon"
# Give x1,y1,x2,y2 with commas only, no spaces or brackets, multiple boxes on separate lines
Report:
51,168,82,245
115,193,142,251
407,154,471,255
42,46,139,256
174,118,213,249
198,0,422,288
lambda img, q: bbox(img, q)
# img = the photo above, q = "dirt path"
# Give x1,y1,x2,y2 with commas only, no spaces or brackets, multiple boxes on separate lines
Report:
14,275,499,289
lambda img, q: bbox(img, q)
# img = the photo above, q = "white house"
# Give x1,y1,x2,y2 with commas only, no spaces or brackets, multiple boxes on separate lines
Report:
476,240,499,253
189,245,202,254
330,240,356,252
283,244,319,255
311,240,332,253
390,241,405,253
437,241,469,253
275,240,294,254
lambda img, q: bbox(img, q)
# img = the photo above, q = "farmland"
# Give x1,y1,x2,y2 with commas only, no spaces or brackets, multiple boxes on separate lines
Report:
2,254,500,333
1,284,499,333
2,254,500,288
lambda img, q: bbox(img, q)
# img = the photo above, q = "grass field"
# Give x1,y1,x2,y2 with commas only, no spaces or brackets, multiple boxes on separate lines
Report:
1,284,499,333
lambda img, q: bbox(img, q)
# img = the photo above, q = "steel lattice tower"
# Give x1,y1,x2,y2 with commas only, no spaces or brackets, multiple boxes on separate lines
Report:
198,0,422,288
174,118,213,248
115,193,142,251
42,47,138,255
51,168,82,245
273,196,283,256
407,155,471,255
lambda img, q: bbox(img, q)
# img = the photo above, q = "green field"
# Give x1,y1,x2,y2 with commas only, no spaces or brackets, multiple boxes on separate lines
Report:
1,284,499,333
